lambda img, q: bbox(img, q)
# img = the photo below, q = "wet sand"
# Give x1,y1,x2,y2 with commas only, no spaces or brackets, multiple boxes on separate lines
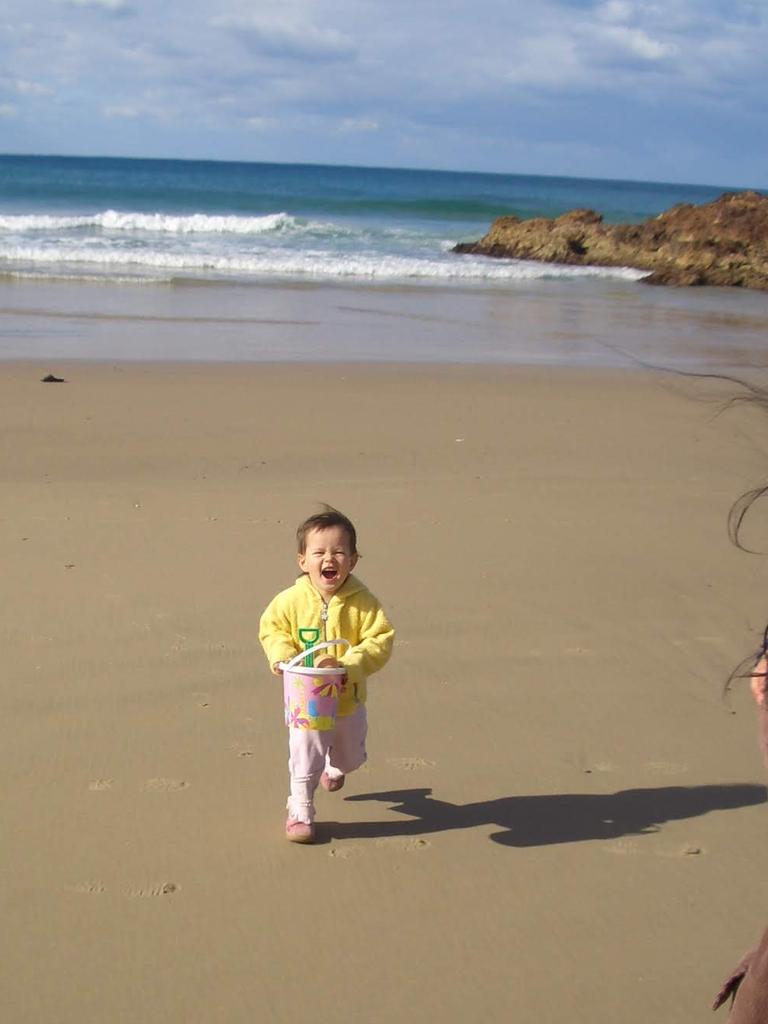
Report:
2,275,768,369
2,359,768,1024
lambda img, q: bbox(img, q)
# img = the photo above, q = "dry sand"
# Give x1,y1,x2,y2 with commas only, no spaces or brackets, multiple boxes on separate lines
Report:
3,359,768,1024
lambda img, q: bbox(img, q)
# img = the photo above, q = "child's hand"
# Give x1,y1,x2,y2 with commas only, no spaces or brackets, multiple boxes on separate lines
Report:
316,656,341,668
272,662,284,676
751,656,768,707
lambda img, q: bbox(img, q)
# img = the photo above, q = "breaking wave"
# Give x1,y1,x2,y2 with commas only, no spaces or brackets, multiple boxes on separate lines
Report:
0,210,307,235
0,241,648,284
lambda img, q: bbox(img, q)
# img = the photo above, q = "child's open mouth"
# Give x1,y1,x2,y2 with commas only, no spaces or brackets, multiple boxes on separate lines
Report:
321,568,338,580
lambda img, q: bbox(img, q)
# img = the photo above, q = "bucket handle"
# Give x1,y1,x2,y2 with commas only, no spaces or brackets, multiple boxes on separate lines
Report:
282,639,351,670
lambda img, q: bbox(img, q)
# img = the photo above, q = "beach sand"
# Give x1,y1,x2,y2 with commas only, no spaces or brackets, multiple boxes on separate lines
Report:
3,359,768,1023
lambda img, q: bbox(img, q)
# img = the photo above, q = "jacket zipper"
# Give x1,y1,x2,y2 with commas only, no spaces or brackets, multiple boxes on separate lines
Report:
321,600,328,642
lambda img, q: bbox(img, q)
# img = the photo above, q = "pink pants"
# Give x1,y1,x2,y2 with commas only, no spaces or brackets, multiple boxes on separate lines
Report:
287,705,368,823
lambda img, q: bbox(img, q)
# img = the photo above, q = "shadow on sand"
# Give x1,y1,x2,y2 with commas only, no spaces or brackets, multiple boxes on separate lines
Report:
318,783,767,847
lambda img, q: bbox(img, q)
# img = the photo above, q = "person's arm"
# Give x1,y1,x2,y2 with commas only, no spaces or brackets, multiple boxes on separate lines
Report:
259,595,299,676
751,654,768,707
339,602,395,686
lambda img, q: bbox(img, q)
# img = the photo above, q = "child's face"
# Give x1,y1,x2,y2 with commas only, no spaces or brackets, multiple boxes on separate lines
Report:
298,526,358,599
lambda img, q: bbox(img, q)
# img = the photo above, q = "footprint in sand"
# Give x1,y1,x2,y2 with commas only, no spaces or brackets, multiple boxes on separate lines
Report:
229,739,256,757
375,837,431,852
604,838,641,855
328,846,359,860
386,757,436,770
68,881,106,894
142,778,189,792
645,761,689,776
126,882,180,898
604,838,704,858
88,779,113,791
657,844,705,859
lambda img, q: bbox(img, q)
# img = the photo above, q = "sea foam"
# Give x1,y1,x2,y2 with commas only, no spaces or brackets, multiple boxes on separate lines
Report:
0,210,302,235
0,241,648,284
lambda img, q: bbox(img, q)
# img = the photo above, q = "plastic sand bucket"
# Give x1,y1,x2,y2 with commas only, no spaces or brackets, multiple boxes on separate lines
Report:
280,640,350,731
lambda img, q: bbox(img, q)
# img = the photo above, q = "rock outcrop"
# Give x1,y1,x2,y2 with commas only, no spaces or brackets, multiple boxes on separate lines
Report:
453,190,768,289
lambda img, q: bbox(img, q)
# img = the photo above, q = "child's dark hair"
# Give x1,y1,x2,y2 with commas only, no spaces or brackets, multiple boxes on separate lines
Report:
718,375,768,696
625,366,768,705
296,505,358,556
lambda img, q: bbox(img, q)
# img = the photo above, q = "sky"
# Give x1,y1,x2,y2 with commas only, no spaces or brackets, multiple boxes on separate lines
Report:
0,0,766,187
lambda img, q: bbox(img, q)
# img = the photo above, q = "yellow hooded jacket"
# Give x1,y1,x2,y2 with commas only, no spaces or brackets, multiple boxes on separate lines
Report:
259,573,394,716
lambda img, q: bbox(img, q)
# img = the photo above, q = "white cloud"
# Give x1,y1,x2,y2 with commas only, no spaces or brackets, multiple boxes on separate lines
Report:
504,34,583,87
210,14,356,61
103,103,140,118
599,1,635,23
246,116,278,131
496,1,682,90
62,0,130,10
337,117,378,134
602,25,679,59
14,78,52,96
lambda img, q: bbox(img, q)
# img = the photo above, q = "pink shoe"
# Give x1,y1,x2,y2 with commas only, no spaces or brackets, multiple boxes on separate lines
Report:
285,816,315,843
320,771,345,793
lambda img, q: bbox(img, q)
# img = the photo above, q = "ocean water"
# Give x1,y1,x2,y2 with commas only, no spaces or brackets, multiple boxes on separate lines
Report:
1,154,767,368
0,154,737,288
